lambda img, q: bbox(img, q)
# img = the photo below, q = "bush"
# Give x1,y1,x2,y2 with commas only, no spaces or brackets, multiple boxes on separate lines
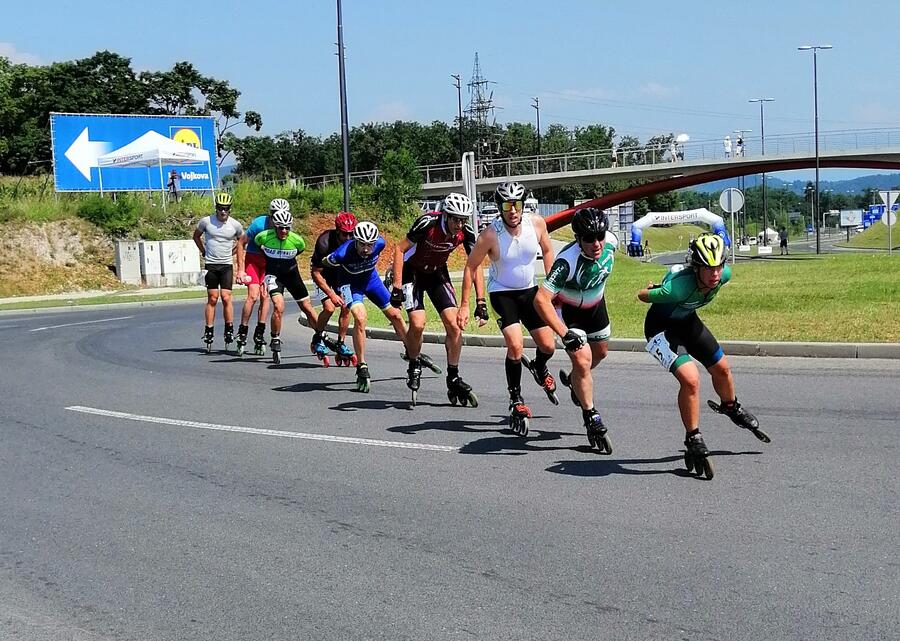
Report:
77,195,140,236
376,148,422,220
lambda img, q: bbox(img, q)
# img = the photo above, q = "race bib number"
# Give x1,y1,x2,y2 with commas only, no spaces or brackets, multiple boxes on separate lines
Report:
339,284,353,302
264,274,279,293
402,282,415,310
646,331,678,370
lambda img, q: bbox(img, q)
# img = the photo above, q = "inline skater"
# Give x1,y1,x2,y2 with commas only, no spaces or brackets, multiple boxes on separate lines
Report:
323,221,410,393
253,207,319,364
458,181,557,436
309,211,357,367
533,207,616,453
193,192,244,352
235,198,288,355
638,232,770,480
390,192,482,406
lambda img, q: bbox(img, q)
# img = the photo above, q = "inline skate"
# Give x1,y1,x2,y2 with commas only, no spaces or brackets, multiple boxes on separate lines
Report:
707,398,770,443
269,334,282,365
684,430,715,480
521,354,559,405
507,389,532,436
446,373,478,407
235,324,249,356
202,326,214,353
356,362,370,393
583,409,612,454
322,335,356,366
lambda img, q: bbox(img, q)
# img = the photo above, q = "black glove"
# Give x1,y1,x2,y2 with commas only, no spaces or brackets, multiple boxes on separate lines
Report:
562,329,587,352
474,299,489,322
390,286,405,309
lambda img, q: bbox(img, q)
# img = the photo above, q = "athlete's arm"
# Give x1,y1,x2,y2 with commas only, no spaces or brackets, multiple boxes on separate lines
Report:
534,216,555,274
392,238,414,290
236,234,249,277
458,228,495,329
192,223,205,257
534,286,567,337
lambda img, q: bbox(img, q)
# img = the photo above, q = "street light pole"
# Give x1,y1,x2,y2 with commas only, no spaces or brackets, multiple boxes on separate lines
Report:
798,44,832,255
749,98,774,245
451,74,463,158
336,0,351,211
531,97,541,155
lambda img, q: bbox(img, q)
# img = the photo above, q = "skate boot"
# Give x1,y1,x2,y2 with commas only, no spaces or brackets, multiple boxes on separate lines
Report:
269,334,282,364
235,324,249,357
223,323,234,353
583,409,612,454
684,431,715,480
406,357,422,406
310,332,330,367
401,350,443,374
322,335,356,366
707,398,770,443
507,389,532,437
446,373,478,408
521,354,559,405
252,324,267,356
558,369,581,408
202,326,214,353
356,362,370,393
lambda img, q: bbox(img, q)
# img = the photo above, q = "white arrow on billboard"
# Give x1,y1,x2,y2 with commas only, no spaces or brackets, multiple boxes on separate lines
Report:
64,128,111,180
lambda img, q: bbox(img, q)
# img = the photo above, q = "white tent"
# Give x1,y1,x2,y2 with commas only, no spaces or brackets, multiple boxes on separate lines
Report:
96,131,215,210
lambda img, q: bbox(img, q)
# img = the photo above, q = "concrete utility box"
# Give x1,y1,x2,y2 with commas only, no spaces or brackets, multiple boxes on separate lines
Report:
159,240,203,286
114,241,141,285
139,241,163,287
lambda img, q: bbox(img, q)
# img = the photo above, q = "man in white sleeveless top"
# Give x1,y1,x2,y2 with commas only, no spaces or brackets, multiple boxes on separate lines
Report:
458,181,558,437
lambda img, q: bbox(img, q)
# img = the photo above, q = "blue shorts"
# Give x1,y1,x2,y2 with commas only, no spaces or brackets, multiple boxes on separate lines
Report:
339,270,391,310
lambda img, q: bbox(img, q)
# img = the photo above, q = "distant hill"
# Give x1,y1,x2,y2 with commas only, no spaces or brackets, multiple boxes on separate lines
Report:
687,173,900,195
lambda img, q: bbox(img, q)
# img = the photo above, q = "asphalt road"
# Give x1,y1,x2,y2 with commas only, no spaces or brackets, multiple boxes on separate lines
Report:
1,303,897,641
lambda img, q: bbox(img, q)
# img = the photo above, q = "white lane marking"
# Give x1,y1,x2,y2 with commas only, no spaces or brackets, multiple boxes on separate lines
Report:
29,316,133,332
65,406,458,453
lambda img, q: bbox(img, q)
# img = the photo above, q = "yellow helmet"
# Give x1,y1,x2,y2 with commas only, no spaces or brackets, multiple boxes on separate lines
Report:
690,233,726,267
215,192,233,209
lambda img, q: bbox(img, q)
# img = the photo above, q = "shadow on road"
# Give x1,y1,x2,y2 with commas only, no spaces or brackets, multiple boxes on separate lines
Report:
455,418,591,456
388,416,508,436
547,449,763,478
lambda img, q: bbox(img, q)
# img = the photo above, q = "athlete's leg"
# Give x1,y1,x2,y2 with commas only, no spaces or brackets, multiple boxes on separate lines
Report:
220,289,234,324
568,341,594,409
501,323,525,361
259,287,271,325
673,361,702,432
438,307,462,366
205,289,219,327
708,355,736,403
406,310,427,360
528,326,557,375
350,302,368,365
270,293,285,336
240,284,259,326
590,340,609,368
316,297,337,333
382,306,408,347
337,304,351,342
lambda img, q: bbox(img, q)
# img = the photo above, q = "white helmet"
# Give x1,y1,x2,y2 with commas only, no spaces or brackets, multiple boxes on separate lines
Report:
272,209,293,227
440,192,474,219
269,198,290,214
354,221,379,243
494,181,526,206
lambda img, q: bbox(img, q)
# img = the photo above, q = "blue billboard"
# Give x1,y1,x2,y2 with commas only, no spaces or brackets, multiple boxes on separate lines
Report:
50,113,218,192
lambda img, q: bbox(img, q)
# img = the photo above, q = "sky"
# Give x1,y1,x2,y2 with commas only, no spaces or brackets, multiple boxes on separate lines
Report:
4,0,900,181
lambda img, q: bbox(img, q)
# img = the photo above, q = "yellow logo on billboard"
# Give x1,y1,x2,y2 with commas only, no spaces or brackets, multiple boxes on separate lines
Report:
172,128,201,148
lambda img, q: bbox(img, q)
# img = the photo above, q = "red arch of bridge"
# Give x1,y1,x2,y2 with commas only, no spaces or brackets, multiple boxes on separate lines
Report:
543,159,900,233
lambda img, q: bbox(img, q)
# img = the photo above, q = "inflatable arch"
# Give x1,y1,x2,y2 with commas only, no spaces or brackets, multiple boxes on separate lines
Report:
627,208,731,256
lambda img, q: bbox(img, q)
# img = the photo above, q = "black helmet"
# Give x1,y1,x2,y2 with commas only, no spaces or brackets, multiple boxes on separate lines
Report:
571,207,609,239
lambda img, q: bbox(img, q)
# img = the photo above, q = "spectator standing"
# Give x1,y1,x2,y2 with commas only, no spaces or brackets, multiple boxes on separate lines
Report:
723,135,732,158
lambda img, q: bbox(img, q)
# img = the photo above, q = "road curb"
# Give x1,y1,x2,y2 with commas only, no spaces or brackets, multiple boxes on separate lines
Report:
297,317,900,360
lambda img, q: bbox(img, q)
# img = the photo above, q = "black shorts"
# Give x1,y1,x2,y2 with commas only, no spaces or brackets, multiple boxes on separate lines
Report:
780,239,788,248
401,263,458,314
264,269,310,302
489,286,547,331
204,263,233,290
644,308,724,370
561,297,611,342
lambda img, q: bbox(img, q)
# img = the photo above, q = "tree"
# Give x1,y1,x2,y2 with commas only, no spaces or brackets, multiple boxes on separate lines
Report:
376,148,421,219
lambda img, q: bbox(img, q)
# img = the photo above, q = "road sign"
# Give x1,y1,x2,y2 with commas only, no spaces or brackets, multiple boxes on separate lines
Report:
719,188,744,214
883,210,897,226
50,113,218,192
878,190,899,209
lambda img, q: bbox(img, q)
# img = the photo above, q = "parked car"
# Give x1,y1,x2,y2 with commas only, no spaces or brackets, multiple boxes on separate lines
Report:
478,204,499,231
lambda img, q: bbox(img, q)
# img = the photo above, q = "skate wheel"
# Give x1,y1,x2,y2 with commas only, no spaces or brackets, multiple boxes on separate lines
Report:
411,390,417,406
273,352,281,364
753,429,771,444
706,399,721,413
699,457,715,480
459,395,469,407
586,432,595,448
684,453,694,472
521,417,529,437
323,357,330,368
350,355,358,367
548,390,559,406
597,435,612,455
468,393,478,408
448,391,458,405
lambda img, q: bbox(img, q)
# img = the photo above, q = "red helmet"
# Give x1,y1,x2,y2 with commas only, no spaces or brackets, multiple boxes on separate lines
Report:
335,211,357,232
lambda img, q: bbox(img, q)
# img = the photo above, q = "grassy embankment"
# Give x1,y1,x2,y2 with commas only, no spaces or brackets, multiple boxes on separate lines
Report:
839,223,900,250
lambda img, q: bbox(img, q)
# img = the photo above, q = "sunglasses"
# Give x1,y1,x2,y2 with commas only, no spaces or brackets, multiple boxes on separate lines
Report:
275,225,291,232
501,200,523,213
578,234,605,244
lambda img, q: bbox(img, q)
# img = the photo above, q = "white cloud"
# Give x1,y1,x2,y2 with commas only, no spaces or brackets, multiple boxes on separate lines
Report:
0,42,42,65
639,82,679,98
545,87,615,101
366,101,413,123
